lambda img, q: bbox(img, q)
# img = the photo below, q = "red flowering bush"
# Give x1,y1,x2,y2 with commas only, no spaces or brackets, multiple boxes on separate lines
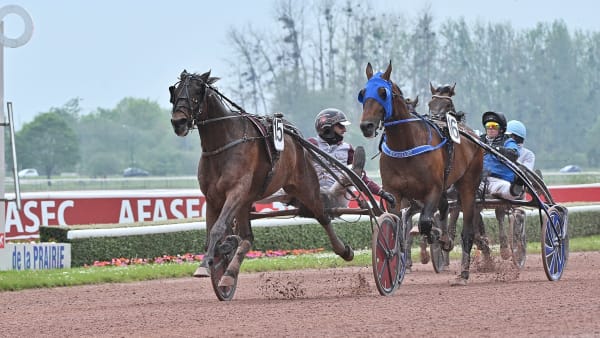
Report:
87,248,325,267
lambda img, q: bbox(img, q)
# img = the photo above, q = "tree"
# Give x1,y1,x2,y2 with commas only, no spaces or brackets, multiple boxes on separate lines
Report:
16,112,80,179
77,97,184,176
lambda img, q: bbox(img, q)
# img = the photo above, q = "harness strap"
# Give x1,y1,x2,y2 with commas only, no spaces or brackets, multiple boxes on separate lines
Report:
196,115,242,126
202,136,263,157
381,137,447,158
381,113,448,159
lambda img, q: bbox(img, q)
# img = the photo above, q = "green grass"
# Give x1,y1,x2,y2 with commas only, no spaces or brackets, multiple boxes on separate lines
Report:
1,235,597,292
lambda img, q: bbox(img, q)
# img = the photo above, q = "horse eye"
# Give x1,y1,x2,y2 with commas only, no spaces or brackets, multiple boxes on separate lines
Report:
378,87,387,100
357,89,365,103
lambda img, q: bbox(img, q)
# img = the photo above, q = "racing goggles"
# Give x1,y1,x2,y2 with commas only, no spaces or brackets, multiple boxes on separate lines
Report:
485,121,500,130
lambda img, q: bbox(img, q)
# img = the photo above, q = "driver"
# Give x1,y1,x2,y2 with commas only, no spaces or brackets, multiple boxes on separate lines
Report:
309,108,395,208
479,111,521,199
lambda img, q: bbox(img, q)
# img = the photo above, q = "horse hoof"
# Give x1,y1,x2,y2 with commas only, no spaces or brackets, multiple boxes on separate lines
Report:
441,236,454,252
219,235,240,255
193,266,210,278
450,276,468,286
218,275,235,287
342,245,354,261
500,247,511,260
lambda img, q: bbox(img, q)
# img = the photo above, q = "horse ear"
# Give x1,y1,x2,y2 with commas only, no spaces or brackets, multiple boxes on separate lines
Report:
180,69,188,79
200,70,211,82
366,63,373,79
207,77,220,85
414,95,419,106
382,60,392,80
430,82,435,94
450,83,456,96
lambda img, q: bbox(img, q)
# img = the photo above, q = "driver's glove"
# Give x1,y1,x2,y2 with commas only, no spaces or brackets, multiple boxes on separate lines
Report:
378,190,396,209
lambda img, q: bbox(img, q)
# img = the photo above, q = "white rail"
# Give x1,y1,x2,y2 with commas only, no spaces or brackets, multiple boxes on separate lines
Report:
66,205,600,240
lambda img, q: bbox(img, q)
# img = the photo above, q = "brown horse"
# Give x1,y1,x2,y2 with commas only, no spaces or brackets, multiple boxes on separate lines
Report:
397,96,433,270
428,82,492,269
358,62,484,284
169,70,353,298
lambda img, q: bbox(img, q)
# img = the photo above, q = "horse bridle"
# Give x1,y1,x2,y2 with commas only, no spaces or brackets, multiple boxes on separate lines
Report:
171,74,206,130
172,74,250,131
429,94,456,116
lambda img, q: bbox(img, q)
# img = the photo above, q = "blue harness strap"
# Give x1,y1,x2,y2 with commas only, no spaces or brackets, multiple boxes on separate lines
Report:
381,113,448,159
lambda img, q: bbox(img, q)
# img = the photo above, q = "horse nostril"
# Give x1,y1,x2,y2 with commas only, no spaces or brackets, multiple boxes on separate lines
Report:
171,118,188,129
360,122,372,132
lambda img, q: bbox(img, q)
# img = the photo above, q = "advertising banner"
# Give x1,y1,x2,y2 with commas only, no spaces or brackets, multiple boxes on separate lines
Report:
2,185,598,242
0,243,71,270
2,190,296,241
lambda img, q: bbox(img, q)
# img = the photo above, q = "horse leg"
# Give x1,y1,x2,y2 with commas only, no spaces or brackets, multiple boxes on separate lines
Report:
288,186,353,261
418,191,441,243
194,205,219,277
474,209,494,270
452,183,481,285
401,201,426,267
448,204,460,248
437,197,453,251
496,208,510,260
219,210,254,287
419,237,430,264
196,198,243,277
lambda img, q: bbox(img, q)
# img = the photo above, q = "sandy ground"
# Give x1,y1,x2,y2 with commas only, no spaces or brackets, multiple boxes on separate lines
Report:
1,251,599,337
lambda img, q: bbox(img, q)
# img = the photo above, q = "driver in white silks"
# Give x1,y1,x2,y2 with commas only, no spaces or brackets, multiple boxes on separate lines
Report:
259,108,395,210
506,120,535,169
308,108,395,209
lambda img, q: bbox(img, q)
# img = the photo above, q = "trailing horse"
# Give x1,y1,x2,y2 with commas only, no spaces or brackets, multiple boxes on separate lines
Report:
357,61,484,284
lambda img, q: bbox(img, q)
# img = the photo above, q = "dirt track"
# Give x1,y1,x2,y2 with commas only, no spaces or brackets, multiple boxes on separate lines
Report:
1,251,599,337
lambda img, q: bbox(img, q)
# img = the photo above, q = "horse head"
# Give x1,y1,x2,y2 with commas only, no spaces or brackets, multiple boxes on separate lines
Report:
169,70,220,136
405,96,419,114
428,82,456,118
358,61,408,137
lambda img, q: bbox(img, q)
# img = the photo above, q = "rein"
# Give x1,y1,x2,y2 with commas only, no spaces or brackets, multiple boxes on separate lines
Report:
174,75,265,157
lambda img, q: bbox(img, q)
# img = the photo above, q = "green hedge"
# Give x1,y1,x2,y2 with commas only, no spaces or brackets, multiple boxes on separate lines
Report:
40,209,599,267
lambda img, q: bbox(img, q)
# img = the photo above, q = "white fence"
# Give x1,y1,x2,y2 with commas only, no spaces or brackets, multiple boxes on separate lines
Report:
67,205,600,240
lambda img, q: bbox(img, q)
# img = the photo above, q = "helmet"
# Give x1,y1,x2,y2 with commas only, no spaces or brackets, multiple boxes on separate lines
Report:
314,108,351,137
482,111,507,132
506,120,527,139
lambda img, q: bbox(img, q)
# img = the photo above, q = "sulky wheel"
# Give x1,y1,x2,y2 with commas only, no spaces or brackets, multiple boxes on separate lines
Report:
210,236,238,301
372,212,406,296
541,205,569,281
510,209,527,269
429,241,448,273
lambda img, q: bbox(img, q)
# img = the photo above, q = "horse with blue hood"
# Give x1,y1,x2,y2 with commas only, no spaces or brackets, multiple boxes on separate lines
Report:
357,61,484,285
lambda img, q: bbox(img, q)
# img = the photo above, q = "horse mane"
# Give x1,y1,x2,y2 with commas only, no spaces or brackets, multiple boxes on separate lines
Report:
392,82,404,97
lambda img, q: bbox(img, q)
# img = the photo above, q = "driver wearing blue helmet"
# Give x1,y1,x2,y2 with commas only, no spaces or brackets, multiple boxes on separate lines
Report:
506,120,535,170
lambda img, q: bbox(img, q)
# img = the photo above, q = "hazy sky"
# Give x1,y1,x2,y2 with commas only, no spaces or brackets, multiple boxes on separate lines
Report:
1,0,599,128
